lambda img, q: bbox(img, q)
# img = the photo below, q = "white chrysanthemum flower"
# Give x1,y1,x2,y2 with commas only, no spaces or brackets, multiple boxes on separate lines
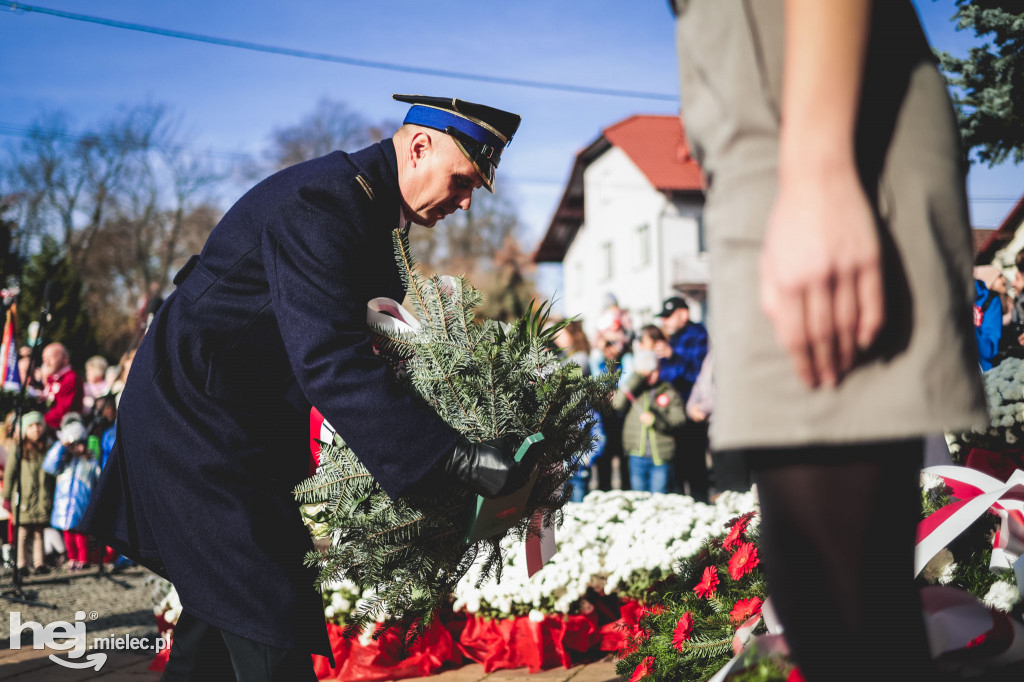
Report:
358,623,377,647
920,472,945,492
921,548,957,585
983,580,1021,612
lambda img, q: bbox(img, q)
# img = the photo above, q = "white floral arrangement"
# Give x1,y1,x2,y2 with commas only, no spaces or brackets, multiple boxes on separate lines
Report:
949,357,1024,457
146,574,182,627
920,547,957,586
323,579,374,626
983,578,1023,613
452,489,758,618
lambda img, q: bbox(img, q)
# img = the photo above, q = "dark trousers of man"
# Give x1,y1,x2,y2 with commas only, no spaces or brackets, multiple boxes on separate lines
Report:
161,611,317,682
710,448,751,494
672,421,709,503
740,440,941,682
596,410,629,491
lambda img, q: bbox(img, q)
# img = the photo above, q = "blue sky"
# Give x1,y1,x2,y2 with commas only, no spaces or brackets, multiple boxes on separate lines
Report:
1,0,1021,256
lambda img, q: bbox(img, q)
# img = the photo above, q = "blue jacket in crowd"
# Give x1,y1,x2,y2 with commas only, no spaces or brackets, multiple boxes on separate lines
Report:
975,279,1002,372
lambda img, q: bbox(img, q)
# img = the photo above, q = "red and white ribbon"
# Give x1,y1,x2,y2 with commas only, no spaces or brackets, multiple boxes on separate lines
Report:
366,297,422,334
921,585,1024,670
915,466,1024,592
525,512,557,578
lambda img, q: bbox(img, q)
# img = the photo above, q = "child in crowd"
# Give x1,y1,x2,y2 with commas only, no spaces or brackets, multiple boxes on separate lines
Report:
43,413,100,572
2,411,55,575
82,356,110,417
613,326,686,494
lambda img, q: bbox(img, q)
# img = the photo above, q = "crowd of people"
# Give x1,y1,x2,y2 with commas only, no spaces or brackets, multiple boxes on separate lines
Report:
0,341,133,576
553,293,748,502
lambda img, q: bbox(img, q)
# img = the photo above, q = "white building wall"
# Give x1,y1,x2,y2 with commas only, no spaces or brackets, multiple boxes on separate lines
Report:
560,147,707,337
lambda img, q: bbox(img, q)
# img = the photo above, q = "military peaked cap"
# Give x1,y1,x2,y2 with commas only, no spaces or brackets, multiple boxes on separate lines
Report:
394,94,521,192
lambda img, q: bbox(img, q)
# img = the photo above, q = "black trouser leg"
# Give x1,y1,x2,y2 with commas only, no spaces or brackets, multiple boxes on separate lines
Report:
674,421,710,502
161,610,317,682
742,440,936,682
599,411,624,491
710,448,750,493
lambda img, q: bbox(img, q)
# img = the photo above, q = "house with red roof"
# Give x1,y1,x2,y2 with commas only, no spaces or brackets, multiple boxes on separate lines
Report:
975,193,1024,271
534,114,706,332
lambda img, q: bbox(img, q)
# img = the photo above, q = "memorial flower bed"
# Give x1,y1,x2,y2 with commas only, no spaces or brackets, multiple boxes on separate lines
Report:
149,489,759,678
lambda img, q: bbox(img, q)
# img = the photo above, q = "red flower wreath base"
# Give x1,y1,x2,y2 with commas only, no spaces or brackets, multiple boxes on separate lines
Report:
150,599,646,679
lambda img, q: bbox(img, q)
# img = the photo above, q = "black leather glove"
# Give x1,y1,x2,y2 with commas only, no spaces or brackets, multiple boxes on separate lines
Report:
439,437,534,498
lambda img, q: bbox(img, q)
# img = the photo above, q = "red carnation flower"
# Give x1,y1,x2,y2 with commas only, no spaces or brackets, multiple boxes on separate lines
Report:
693,566,719,599
672,612,694,650
787,667,806,682
728,542,759,581
656,392,670,408
630,656,655,682
729,596,763,624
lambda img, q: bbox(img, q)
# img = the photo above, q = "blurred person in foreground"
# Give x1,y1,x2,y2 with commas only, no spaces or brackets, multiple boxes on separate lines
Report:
671,1,987,680
82,95,527,682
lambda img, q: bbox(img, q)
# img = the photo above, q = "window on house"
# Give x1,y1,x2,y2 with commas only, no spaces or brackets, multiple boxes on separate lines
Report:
697,213,707,254
635,223,650,268
602,241,614,280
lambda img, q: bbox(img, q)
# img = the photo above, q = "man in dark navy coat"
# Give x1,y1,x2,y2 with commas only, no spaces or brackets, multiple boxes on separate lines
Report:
81,95,524,681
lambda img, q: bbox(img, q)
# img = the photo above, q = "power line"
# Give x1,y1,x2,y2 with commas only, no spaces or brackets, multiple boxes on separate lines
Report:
0,1,680,102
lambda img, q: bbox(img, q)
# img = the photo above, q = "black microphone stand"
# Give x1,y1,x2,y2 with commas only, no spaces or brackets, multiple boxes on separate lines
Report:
1,287,61,608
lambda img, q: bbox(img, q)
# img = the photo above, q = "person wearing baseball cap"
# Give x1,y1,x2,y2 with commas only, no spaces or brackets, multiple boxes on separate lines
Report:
82,93,526,679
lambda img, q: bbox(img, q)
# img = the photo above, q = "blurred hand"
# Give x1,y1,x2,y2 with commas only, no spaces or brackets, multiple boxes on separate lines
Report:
639,411,655,427
760,166,884,389
688,406,707,422
653,340,672,359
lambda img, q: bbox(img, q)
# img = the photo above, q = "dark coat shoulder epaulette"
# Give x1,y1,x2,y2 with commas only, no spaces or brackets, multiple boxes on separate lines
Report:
354,173,375,201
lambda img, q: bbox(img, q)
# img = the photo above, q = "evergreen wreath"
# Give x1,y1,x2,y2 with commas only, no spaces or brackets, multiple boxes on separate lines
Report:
294,228,615,645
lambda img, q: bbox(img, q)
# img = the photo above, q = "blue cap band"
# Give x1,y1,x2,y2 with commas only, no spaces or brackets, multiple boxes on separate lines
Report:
402,105,505,151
